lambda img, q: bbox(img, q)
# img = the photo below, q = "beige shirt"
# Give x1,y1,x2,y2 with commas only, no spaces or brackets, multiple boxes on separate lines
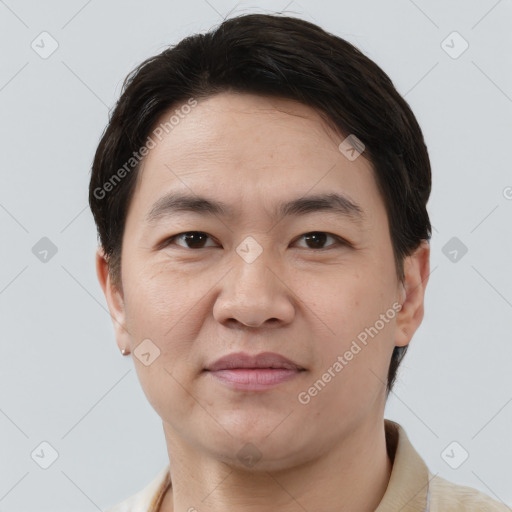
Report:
106,419,510,511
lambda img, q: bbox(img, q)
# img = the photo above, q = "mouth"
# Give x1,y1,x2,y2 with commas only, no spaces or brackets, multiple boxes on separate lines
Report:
204,352,306,391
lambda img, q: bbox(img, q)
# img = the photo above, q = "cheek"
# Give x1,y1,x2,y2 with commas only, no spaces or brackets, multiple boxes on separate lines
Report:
310,265,396,371
123,259,197,332
315,268,368,330
122,259,216,376
124,268,204,420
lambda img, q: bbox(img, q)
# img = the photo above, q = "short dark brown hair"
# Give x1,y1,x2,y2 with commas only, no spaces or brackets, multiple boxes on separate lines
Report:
89,13,432,394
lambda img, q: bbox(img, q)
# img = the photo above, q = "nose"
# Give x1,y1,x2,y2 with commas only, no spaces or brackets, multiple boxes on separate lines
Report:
212,248,295,329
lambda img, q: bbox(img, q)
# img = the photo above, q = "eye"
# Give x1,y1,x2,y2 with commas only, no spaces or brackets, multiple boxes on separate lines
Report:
163,231,218,249
293,231,347,250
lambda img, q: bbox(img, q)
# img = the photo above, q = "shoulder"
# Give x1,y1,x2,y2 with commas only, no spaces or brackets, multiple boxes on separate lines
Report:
429,472,511,511
105,465,171,512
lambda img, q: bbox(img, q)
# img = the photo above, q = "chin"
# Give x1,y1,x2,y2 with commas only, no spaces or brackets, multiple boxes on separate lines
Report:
212,439,311,473
202,422,312,469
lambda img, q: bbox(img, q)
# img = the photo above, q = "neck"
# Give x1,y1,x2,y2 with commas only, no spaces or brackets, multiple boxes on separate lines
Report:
159,416,392,512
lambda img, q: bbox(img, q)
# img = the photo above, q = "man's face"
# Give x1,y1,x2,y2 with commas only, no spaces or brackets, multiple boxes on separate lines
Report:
97,92,428,469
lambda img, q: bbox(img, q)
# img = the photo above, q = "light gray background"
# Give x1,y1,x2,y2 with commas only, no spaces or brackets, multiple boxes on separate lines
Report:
1,0,511,510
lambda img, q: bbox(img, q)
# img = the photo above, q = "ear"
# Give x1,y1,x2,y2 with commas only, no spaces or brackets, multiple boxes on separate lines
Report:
95,246,131,353
395,240,430,348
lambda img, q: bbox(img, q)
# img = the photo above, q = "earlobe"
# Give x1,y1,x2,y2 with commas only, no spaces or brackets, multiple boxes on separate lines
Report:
394,241,430,348
95,247,131,353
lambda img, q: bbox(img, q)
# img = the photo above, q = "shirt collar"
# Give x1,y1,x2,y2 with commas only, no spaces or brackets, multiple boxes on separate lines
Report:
375,419,430,512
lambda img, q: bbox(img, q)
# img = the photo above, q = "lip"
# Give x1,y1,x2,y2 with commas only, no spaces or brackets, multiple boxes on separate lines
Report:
205,351,304,372
204,352,305,391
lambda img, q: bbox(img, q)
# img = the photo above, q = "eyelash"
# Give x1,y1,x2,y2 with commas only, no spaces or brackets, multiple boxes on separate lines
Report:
160,231,351,251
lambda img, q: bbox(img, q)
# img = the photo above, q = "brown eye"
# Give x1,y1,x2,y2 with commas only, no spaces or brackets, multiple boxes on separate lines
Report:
294,232,346,250
165,232,218,249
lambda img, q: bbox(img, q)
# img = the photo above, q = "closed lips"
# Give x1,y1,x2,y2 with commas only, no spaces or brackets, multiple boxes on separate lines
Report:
205,352,305,372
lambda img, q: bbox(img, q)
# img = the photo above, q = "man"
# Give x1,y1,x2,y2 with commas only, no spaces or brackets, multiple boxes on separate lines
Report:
90,13,510,512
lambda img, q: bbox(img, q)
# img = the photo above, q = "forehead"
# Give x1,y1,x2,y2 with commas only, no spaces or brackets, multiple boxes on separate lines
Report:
144,93,342,169
128,92,382,226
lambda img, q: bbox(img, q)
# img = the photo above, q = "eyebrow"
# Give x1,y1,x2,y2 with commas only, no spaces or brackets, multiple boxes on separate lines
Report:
145,191,366,226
